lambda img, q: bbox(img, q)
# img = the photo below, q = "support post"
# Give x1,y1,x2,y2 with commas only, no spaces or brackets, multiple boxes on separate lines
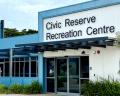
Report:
10,48,13,77
9,48,13,85
38,52,45,93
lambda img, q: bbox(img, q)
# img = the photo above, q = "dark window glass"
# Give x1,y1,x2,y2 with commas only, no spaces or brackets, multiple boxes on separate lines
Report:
25,57,29,61
15,62,19,77
69,58,79,93
20,58,24,61
25,62,29,77
5,63,9,76
80,56,89,78
0,58,4,62
69,58,79,76
47,79,55,92
16,58,19,61
31,61,37,77
5,58,9,62
80,79,89,94
31,57,37,61
20,62,24,77
69,78,79,93
57,59,67,92
12,62,15,76
0,64,3,77
46,58,54,77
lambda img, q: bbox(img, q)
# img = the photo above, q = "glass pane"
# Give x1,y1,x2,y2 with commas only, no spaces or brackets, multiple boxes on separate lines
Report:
25,62,29,77
69,78,79,93
0,64,3,77
69,58,79,93
5,63,9,76
12,62,15,76
47,78,55,92
31,61,36,77
80,56,89,78
20,62,24,77
20,58,24,61
15,62,19,77
80,79,89,95
57,59,67,92
69,58,79,77
5,58,9,62
46,58,54,77
57,59,67,76
57,77,67,92
0,58,4,62
31,57,37,61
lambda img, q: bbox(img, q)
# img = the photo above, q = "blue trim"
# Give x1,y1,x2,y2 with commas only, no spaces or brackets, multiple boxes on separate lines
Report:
38,53,44,92
0,77,38,86
0,34,39,49
38,0,120,42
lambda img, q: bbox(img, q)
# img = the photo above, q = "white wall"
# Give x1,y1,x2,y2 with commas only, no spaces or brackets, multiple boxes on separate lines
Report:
44,46,120,81
90,46,120,81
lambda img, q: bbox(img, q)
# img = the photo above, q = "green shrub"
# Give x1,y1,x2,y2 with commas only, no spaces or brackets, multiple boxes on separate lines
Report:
30,81,42,94
23,85,31,94
81,80,120,96
9,84,23,94
0,81,42,94
0,84,8,94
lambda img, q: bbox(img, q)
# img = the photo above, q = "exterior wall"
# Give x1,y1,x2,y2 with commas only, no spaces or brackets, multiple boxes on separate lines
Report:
0,34,40,86
0,34,39,49
44,46,120,81
0,77,38,86
90,46,120,81
38,0,120,88
38,0,120,42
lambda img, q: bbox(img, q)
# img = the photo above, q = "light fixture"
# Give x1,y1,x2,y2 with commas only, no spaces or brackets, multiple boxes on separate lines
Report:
97,50,100,54
81,50,85,54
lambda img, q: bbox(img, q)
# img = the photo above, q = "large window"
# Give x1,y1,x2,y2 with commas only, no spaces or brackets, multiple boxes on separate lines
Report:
0,58,9,77
12,56,38,77
0,56,38,77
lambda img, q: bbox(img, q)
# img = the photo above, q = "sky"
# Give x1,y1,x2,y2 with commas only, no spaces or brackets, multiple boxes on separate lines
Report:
0,0,91,30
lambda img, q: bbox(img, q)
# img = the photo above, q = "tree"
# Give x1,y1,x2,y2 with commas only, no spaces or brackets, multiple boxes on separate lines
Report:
116,32,120,47
4,28,38,38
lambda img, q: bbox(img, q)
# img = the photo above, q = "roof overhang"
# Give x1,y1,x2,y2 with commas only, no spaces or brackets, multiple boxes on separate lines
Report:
15,37,115,52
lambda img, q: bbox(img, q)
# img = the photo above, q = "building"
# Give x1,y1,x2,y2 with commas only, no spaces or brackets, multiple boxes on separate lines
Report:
0,0,120,95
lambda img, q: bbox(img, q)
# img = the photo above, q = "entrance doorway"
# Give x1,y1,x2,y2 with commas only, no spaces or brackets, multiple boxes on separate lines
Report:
45,56,89,94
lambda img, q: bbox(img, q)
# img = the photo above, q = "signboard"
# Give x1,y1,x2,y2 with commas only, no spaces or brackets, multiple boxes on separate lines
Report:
0,20,4,38
43,4,120,42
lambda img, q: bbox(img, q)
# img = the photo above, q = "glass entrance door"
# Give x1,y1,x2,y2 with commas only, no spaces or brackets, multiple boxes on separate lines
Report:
45,56,89,94
69,58,79,93
57,58,67,92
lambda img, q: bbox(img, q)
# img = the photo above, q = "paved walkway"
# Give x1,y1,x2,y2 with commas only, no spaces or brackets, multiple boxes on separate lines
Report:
0,94,62,96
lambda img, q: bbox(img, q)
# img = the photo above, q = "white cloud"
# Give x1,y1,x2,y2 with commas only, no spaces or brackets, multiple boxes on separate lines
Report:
0,0,91,30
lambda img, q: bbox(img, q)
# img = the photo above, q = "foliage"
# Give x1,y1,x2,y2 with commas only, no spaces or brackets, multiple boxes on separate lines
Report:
81,79,120,96
30,81,42,94
4,28,38,38
23,81,42,94
0,84,8,94
9,84,23,94
0,81,42,94
23,85,31,94
116,33,120,47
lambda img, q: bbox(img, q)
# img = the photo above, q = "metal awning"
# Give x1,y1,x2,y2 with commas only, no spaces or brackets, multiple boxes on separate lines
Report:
15,37,115,52
0,49,9,57
0,37,115,57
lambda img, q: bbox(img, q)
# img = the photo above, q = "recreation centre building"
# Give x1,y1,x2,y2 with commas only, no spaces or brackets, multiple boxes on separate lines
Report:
0,0,120,95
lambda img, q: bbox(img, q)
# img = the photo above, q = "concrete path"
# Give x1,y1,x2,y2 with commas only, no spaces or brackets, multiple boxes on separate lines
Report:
0,94,62,96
